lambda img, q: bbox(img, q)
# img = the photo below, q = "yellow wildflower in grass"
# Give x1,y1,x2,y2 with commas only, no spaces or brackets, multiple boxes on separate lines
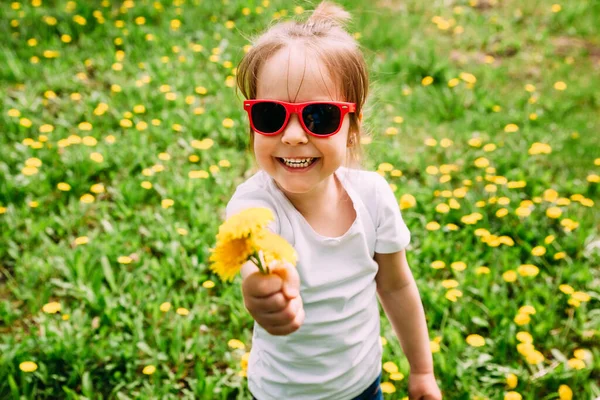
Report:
559,284,574,294
525,350,544,364
567,358,585,369
19,361,38,372
519,305,536,315
42,302,61,314
228,339,246,349
380,382,396,393
118,256,132,264
531,246,546,256
399,194,416,210
517,264,539,277
445,289,463,302
554,81,567,91
553,247,570,258
571,291,591,302
451,262,466,271
514,313,530,325
202,280,215,289
74,236,89,246
517,342,535,356
159,302,171,312
476,266,490,274
421,76,433,86
516,331,533,343
426,222,441,231
442,279,459,289
505,390,522,399
504,124,519,133
431,261,445,269
176,307,190,316
466,334,486,347
558,385,572,400
503,270,517,282
506,373,518,389
383,361,398,373
142,365,156,375
390,372,405,381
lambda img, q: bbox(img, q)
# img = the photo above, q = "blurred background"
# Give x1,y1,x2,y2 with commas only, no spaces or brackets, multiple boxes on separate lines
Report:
1,0,599,399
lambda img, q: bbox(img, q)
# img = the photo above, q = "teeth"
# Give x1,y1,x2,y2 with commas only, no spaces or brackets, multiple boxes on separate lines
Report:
281,158,316,168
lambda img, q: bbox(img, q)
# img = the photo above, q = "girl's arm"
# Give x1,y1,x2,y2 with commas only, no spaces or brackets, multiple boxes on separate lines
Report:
374,250,434,374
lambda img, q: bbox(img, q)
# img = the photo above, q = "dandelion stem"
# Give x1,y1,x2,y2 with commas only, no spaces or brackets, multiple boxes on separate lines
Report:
249,250,269,274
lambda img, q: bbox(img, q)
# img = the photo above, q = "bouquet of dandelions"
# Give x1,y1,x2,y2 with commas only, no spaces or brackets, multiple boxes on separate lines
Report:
209,207,297,282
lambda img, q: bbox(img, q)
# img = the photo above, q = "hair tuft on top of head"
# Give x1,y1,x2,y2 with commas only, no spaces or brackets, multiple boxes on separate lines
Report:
306,1,351,28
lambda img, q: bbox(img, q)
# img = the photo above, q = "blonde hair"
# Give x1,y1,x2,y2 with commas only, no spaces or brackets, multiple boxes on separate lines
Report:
236,1,369,168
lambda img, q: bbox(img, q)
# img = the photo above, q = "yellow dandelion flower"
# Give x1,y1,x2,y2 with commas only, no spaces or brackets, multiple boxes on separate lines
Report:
558,385,572,400
421,76,433,86
399,194,416,210
217,208,274,242
19,361,38,372
445,289,463,302
159,302,171,312
571,291,590,302
451,261,466,271
383,361,398,373
519,305,536,315
380,382,396,393
228,339,246,349
503,270,517,282
531,246,546,256
202,280,215,289
209,237,254,282
506,373,518,389
431,260,445,269
466,334,485,347
516,331,533,343
567,358,586,369
514,313,530,326
118,256,132,264
176,307,189,316
142,365,156,375
42,302,61,314
525,350,545,364
554,81,567,91
504,124,519,133
390,372,405,380
254,231,298,266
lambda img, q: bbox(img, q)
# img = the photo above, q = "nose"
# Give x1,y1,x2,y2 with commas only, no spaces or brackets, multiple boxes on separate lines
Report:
281,114,309,145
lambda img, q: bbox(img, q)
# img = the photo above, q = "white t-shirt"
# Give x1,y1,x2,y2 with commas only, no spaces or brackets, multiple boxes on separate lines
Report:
226,167,411,400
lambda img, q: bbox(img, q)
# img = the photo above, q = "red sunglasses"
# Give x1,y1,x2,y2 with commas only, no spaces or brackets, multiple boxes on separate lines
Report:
243,100,356,138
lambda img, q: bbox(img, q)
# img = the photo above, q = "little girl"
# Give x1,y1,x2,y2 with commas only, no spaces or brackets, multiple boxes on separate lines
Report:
228,2,442,399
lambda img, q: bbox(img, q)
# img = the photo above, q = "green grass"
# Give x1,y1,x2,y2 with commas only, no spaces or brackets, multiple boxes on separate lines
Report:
1,0,599,399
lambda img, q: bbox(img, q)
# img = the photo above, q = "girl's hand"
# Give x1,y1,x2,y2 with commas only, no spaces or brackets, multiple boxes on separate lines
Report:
408,372,442,400
241,261,305,336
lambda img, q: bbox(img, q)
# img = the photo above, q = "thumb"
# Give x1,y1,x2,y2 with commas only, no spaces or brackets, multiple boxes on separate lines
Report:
270,261,300,300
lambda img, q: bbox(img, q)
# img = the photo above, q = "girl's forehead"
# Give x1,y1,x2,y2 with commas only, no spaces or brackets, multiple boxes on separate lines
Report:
256,46,342,102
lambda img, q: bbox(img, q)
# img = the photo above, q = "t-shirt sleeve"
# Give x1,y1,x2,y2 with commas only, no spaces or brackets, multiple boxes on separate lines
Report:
374,174,411,253
225,188,279,234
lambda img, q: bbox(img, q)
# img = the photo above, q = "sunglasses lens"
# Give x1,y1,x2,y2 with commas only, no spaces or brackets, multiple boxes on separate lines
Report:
302,104,341,135
251,102,287,134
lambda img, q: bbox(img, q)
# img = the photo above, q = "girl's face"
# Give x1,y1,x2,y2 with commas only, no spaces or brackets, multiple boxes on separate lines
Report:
254,46,351,195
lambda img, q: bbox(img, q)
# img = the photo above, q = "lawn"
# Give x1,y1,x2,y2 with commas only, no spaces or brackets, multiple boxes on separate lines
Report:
0,0,599,399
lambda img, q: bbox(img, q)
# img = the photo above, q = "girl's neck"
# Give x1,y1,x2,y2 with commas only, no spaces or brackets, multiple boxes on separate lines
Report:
278,174,343,218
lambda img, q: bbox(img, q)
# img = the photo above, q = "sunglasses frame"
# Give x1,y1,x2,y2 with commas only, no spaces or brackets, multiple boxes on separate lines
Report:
243,100,356,138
